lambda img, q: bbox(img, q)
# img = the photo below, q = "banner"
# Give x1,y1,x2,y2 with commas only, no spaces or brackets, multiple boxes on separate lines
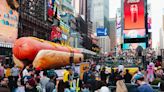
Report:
0,0,19,46
124,29,145,38
124,0,145,29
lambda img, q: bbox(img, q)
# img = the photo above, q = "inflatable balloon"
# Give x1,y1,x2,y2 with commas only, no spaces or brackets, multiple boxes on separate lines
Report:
13,37,83,69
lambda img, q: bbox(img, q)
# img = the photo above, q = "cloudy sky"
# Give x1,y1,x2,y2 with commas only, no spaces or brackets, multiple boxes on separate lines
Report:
109,0,164,48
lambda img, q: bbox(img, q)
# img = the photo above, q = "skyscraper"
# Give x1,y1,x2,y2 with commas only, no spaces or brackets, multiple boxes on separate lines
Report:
91,0,110,53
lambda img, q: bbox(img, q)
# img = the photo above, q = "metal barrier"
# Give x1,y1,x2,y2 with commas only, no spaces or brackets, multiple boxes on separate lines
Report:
108,83,160,92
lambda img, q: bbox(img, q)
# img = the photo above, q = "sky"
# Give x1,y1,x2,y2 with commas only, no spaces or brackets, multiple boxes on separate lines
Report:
109,0,164,49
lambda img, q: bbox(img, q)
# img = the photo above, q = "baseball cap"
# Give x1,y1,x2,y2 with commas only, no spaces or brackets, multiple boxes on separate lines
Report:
134,73,144,80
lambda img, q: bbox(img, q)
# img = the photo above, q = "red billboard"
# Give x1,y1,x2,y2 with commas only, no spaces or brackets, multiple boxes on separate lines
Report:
124,0,145,29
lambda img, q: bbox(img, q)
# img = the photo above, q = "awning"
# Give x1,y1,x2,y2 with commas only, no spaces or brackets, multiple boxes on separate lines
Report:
77,48,96,55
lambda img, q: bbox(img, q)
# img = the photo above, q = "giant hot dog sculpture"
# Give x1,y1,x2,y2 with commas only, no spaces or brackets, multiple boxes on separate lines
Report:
12,37,83,70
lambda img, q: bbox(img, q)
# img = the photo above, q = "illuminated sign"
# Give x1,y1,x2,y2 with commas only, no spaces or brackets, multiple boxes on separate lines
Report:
123,43,146,50
0,0,19,46
96,28,108,36
124,0,145,29
124,29,145,38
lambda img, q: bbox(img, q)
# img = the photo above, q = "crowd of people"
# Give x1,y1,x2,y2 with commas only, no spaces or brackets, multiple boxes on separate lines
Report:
0,58,163,92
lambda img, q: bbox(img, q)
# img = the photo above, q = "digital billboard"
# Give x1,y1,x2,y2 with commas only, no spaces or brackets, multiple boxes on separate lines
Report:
96,28,108,36
123,43,146,50
124,29,145,38
124,0,145,29
0,0,19,45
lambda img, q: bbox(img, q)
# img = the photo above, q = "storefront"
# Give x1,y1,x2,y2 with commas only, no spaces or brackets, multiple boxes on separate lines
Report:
0,43,13,65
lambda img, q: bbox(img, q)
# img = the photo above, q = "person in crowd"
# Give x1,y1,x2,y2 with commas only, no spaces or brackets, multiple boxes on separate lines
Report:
160,75,164,91
147,62,155,83
99,86,111,92
100,67,108,84
0,77,9,88
114,69,119,77
133,73,154,92
0,86,10,92
155,59,161,67
25,78,37,92
40,70,50,92
83,66,90,84
58,80,65,92
22,66,29,77
116,71,128,92
47,69,58,85
94,80,107,91
87,71,96,91
63,66,71,83
124,69,132,83
81,84,90,92
11,65,20,91
108,68,115,86
70,73,82,92
15,78,25,92
5,65,11,78
0,64,5,78
35,68,41,78
155,66,163,78
35,77,42,92
45,74,56,92
11,65,19,79
64,81,71,92
118,64,124,72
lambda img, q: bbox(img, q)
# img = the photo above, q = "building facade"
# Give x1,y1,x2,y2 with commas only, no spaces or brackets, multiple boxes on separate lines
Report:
18,0,51,39
109,18,117,51
91,0,110,53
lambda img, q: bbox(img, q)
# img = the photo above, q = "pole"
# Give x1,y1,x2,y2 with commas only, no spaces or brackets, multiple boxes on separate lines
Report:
145,0,148,48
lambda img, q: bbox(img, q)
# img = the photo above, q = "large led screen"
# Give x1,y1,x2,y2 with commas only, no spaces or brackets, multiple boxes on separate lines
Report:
0,0,19,44
124,29,145,38
123,43,146,50
124,0,145,29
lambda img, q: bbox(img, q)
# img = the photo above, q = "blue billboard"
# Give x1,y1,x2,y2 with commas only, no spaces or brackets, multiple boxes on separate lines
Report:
96,28,108,36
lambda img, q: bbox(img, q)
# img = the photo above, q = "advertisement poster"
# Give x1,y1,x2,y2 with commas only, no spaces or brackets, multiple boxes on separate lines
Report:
123,43,146,50
124,0,145,29
124,29,145,38
0,0,19,45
